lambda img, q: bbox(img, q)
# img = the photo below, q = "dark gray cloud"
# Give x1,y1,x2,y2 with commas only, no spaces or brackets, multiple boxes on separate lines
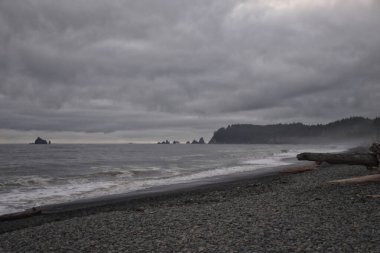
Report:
0,0,379,142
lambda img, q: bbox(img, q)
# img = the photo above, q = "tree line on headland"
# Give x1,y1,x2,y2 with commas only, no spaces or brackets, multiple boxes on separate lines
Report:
208,117,380,144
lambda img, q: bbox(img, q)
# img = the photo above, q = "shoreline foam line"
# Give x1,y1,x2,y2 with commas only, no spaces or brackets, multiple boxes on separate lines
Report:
0,150,298,215
0,160,313,221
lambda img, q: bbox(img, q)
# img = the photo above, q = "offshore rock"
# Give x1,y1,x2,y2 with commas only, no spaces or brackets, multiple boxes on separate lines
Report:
34,137,48,144
191,138,206,144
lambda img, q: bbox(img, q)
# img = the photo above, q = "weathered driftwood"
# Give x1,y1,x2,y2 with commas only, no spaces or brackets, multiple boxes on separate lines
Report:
370,143,380,163
296,153,378,167
297,143,380,169
366,194,380,199
281,164,316,174
329,174,380,184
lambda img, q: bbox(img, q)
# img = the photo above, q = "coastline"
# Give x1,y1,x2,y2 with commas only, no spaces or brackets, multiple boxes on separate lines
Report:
0,143,326,217
1,161,380,252
36,160,305,213
0,160,308,231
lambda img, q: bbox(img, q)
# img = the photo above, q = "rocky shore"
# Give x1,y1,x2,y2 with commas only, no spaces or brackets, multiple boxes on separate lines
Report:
1,164,380,252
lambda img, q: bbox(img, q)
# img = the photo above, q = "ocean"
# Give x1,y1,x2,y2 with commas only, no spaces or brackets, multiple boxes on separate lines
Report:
0,144,343,215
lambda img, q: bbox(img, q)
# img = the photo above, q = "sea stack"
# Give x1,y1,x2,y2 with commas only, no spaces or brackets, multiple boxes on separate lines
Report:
34,137,48,144
192,137,205,144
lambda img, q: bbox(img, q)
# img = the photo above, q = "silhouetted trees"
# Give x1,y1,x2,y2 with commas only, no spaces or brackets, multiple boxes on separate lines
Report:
209,117,380,144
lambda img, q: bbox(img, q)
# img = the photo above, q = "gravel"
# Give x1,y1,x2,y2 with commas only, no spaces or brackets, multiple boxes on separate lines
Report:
1,164,380,252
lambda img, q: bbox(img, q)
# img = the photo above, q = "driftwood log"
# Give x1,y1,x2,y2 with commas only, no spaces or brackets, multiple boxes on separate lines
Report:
329,174,380,184
296,143,380,169
296,153,378,167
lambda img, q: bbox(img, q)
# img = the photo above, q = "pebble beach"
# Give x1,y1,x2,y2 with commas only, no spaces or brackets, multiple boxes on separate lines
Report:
1,163,380,252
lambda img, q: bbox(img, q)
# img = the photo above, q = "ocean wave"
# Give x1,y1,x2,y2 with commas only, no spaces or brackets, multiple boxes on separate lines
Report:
0,180,119,214
0,144,347,215
0,175,57,188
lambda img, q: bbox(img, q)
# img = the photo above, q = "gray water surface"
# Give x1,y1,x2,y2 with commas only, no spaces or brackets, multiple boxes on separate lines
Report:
0,144,342,214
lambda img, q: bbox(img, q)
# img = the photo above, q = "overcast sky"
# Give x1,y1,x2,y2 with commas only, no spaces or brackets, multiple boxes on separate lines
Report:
0,0,379,143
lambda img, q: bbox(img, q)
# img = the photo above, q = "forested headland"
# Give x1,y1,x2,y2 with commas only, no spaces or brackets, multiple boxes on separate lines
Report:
209,117,380,144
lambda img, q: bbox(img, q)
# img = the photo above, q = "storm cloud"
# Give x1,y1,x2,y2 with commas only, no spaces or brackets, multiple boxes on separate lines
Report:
0,0,379,142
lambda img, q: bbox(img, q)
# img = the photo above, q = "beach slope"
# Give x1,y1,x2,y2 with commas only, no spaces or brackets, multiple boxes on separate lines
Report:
1,164,380,252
